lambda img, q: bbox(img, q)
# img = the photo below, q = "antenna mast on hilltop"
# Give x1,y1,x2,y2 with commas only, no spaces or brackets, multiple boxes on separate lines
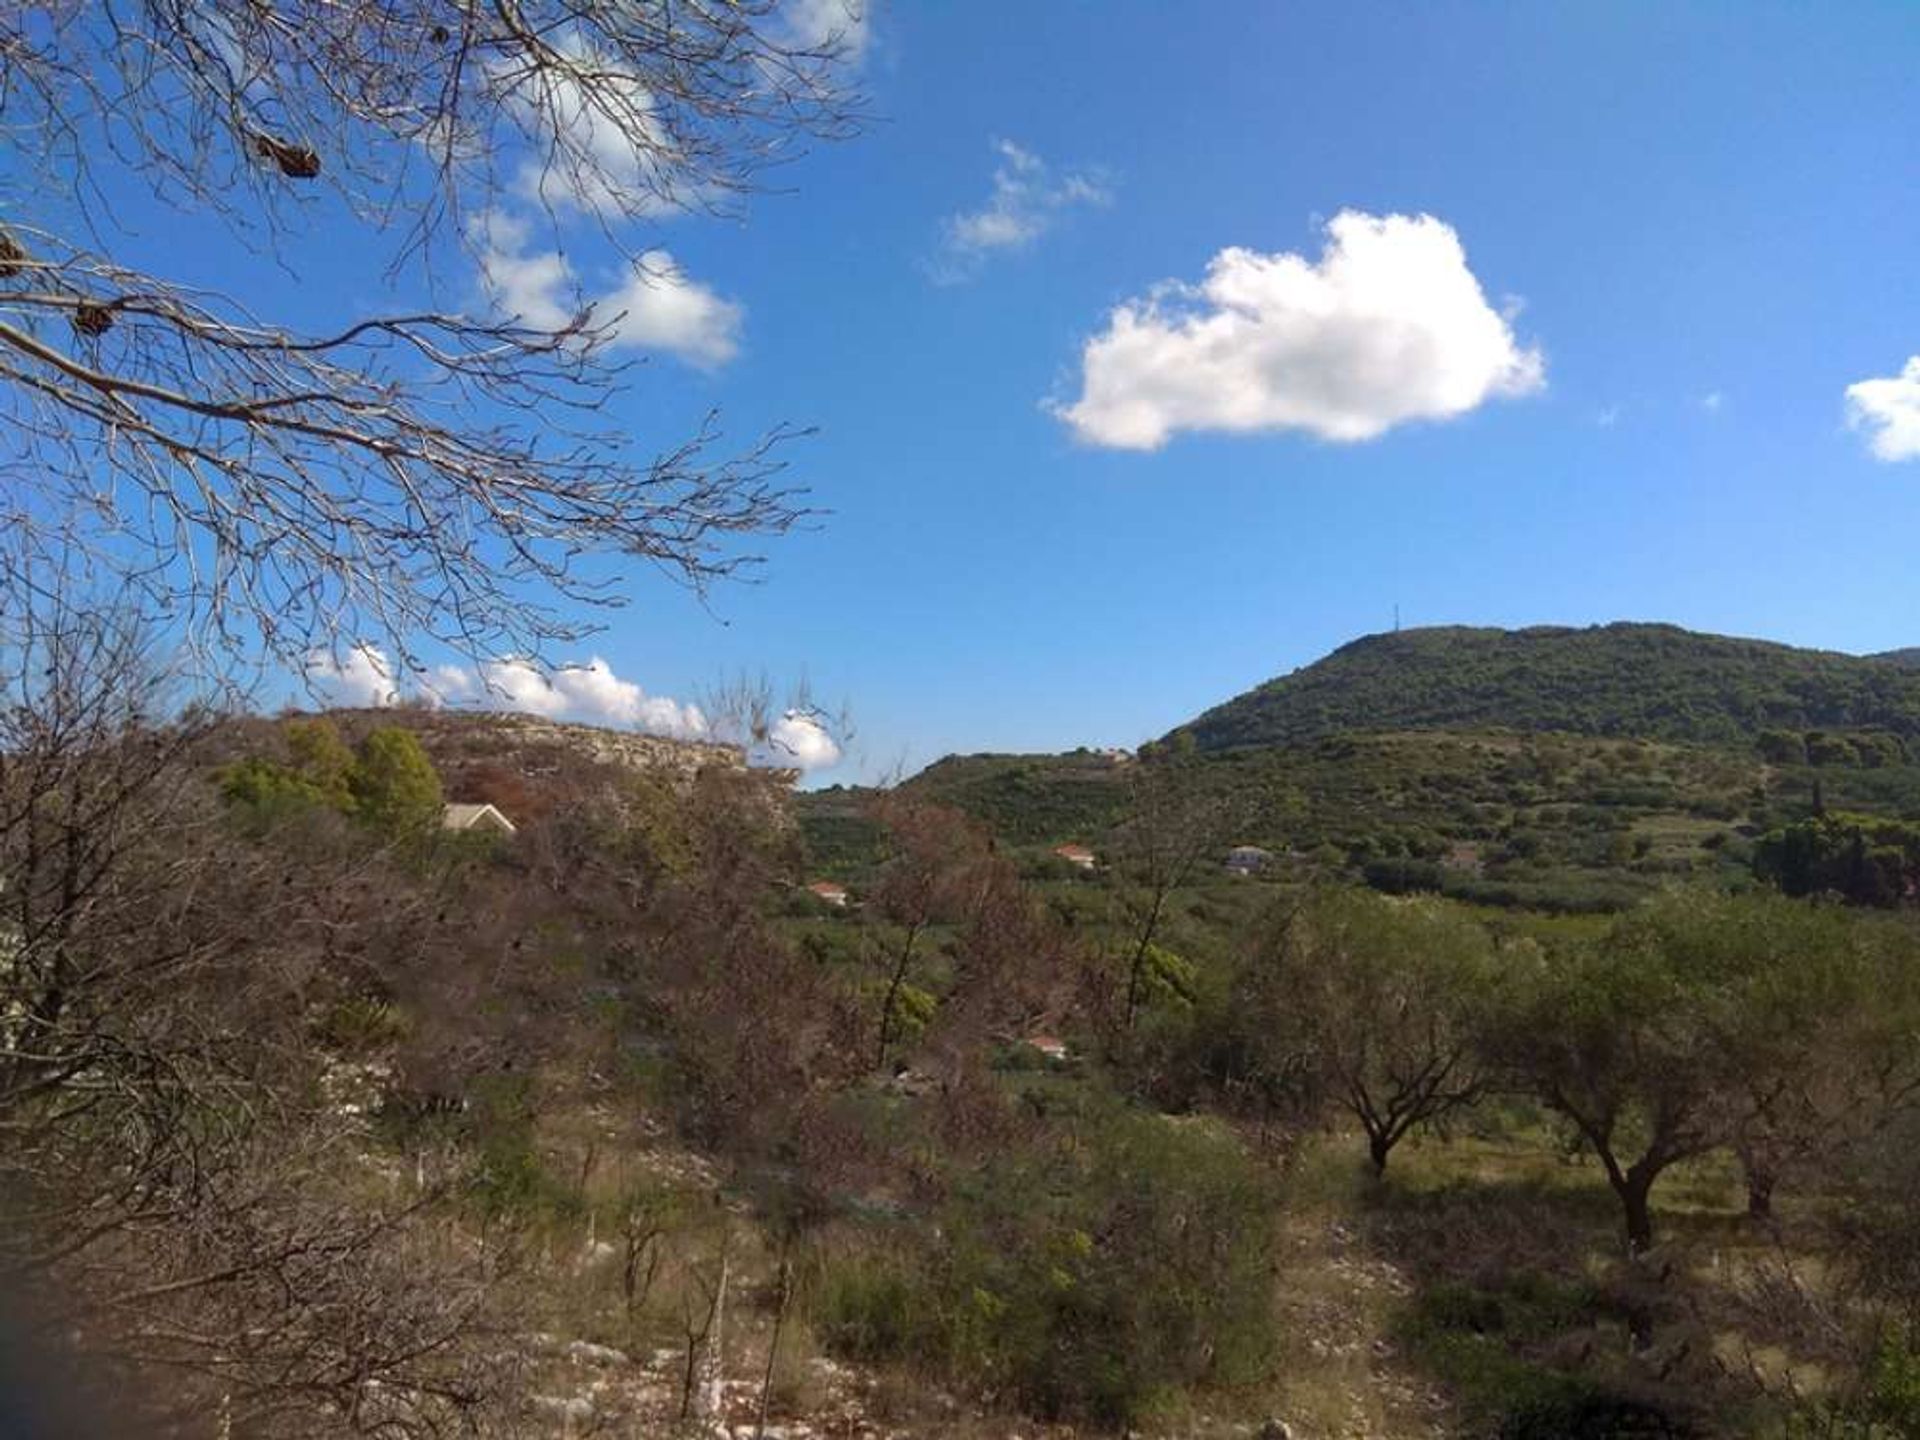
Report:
1394,603,1401,633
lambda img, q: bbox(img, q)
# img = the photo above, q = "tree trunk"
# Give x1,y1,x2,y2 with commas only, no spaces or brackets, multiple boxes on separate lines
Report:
1122,892,1169,1032
1618,1172,1656,1255
1745,1166,1776,1221
702,1245,729,1421
875,923,921,1068
1367,1128,1393,1177
754,1253,792,1438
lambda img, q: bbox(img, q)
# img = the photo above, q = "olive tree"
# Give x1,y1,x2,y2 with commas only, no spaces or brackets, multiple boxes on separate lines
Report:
1492,891,1907,1252
1724,904,1920,1219
1258,889,1498,1176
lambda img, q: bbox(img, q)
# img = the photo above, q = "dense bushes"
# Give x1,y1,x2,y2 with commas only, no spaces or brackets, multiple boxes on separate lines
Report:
1396,1277,1700,1438
1754,811,1920,906
1363,856,1647,913
816,1106,1276,1426
222,717,443,838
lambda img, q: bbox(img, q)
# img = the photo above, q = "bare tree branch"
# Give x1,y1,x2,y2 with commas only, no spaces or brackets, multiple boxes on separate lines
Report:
0,1,863,678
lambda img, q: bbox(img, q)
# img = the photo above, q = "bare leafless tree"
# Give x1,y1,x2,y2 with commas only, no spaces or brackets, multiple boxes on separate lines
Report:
1110,761,1231,1033
1,2,863,678
0,582,518,1435
862,794,994,1068
701,669,854,773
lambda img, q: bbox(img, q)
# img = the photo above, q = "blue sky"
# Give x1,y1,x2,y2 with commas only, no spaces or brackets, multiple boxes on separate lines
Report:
80,4,1920,780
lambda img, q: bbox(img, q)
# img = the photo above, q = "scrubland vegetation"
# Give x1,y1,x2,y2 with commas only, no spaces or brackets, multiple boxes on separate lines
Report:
2,5,1915,1434
6,615,1919,1437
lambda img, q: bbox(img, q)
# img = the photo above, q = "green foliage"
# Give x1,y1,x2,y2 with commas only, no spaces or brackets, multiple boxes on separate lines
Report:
1855,732,1911,768
1861,1330,1920,1434
1754,812,1920,906
814,1108,1276,1427
1168,622,1920,752
221,718,450,843
1400,1277,1598,1419
808,727,1777,912
348,727,444,838
873,750,1132,847
220,753,336,816
859,976,937,1046
1135,941,1196,1009
799,628,1920,924
284,716,358,807
1807,731,1862,767
616,770,698,876
1397,1275,1697,1438
1225,890,1498,1170
814,1253,932,1362
454,1073,581,1221
794,786,894,877
1489,890,1892,1249
220,716,364,819
1782,1329,1920,1438
1758,729,1808,764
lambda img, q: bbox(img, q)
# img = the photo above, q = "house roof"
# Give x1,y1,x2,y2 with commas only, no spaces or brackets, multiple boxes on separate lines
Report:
1052,843,1095,859
442,802,516,834
807,880,848,897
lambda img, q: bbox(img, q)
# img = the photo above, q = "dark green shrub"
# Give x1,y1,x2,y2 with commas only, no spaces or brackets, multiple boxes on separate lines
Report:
1753,812,1920,906
1807,732,1862,767
1757,729,1808,765
814,1109,1276,1428
1399,1276,1696,1438
350,727,444,838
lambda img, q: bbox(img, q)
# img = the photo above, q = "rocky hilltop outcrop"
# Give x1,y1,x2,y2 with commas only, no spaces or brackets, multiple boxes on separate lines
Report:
436,710,749,785
292,709,796,828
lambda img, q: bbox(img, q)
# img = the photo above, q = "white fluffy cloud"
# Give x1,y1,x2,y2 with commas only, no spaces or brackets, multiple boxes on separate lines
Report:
1846,357,1920,462
592,255,743,368
1052,210,1545,450
760,710,843,771
306,645,399,707
932,140,1110,283
474,211,742,369
434,657,710,740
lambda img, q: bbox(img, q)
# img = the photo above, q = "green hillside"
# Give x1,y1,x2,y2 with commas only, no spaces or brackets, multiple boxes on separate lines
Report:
800,623,1920,915
1165,623,1920,752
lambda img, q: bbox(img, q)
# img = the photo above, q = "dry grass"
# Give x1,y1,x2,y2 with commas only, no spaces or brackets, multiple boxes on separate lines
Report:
374,1073,1877,1438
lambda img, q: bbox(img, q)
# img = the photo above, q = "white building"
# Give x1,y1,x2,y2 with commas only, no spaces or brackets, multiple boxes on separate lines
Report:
441,802,517,836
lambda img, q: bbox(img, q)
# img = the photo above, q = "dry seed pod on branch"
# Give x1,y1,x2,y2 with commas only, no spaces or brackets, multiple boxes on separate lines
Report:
71,303,115,336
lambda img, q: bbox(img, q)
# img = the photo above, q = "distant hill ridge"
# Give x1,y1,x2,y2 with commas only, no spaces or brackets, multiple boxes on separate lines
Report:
1166,622,1920,752
315,706,745,775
